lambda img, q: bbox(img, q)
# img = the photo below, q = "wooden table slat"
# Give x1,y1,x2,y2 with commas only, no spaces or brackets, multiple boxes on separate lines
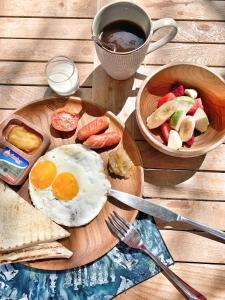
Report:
115,263,225,300
160,230,225,263
0,0,97,18
138,141,225,171
1,18,225,44
152,199,225,230
144,170,225,201
2,0,223,21
0,86,92,109
0,40,224,66
0,62,93,86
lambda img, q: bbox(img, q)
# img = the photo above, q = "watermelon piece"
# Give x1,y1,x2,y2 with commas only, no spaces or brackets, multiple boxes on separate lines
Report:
172,84,185,97
161,121,171,144
186,134,195,147
157,92,176,108
187,98,204,116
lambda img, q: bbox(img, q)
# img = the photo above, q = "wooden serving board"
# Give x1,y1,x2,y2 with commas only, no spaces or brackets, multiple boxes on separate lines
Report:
11,96,143,271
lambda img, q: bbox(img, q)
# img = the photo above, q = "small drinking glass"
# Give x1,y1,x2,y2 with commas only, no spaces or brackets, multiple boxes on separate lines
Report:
45,56,80,96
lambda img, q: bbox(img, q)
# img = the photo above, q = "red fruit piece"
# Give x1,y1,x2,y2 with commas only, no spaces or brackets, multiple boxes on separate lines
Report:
51,108,80,132
172,84,185,97
161,122,171,144
157,92,176,108
186,134,195,147
187,98,204,116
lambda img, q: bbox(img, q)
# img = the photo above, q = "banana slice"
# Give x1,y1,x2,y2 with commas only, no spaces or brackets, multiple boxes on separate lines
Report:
179,116,195,142
147,101,178,129
185,89,198,99
168,130,182,150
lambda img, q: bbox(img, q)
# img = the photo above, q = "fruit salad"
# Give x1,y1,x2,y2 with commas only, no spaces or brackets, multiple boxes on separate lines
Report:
146,84,209,150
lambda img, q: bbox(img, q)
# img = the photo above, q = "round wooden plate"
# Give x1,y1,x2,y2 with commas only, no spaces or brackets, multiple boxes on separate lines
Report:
14,96,143,270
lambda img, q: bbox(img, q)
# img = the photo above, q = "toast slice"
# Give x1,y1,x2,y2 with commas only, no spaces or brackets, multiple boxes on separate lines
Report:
0,241,73,264
0,181,70,252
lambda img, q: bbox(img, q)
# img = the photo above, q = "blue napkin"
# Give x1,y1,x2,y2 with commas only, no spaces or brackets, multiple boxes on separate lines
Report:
0,213,173,300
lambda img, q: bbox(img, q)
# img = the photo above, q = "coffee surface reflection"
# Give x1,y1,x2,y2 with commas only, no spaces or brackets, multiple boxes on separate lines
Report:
99,20,146,52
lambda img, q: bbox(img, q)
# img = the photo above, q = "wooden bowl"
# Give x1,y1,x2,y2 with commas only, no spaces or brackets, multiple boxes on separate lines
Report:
136,63,225,157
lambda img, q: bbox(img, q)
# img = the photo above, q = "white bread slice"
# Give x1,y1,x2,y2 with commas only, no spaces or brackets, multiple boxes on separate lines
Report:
0,241,73,264
0,181,70,252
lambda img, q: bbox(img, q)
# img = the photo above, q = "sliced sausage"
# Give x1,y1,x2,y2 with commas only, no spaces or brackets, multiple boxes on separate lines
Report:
77,116,110,140
84,131,121,149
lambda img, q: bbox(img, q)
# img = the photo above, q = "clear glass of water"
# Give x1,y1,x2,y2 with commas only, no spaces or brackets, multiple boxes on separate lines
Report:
45,56,80,96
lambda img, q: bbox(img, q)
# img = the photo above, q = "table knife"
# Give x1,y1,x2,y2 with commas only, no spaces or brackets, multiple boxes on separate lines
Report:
109,188,225,243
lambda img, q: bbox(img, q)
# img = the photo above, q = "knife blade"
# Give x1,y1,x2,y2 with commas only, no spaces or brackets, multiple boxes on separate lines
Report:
109,188,180,222
109,188,225,242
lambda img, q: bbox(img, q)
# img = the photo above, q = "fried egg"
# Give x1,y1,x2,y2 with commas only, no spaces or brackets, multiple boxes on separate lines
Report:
29,144,111,227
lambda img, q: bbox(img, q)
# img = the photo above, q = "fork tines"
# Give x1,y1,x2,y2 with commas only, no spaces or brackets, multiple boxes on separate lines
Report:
107,211,130,240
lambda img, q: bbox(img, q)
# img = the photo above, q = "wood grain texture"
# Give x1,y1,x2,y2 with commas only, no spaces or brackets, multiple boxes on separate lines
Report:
10,97,143,270
0,39,224,66
151,199,225,230
160,230,225,263
142,43,225,66
144,169,225,201
115,263,225,300
0,86,92,108
0,39,93,62
0,18,92,39
138,141,225,171
100,0,225,21
1,0,225,21
153,21,225,44
0,62,93,86
0,0,97,18
1,18,224,44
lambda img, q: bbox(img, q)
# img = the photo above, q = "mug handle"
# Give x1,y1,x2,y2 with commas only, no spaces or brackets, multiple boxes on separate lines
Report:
147,18,177,54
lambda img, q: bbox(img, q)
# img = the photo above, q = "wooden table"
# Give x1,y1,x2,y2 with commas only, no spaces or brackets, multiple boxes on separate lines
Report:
0,0,225,299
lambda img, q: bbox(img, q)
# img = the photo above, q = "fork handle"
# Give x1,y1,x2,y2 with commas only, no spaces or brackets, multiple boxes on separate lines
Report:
141,245,206,300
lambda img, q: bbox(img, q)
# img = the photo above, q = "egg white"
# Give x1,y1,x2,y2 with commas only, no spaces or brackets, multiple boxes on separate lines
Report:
29,144,111,227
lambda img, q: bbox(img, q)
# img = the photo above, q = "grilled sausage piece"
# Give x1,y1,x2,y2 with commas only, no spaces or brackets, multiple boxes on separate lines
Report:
84,131,121,149
77,116,110,140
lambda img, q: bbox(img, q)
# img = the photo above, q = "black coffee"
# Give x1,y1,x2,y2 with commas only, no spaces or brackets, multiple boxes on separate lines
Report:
99,20,146,52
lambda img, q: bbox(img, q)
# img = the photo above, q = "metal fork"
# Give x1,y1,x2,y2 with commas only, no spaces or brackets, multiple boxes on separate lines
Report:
107,211,207,300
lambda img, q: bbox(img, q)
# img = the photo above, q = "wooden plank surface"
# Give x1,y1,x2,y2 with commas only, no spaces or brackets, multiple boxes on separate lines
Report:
0,39,94,62
1,18,225,44
0,62,93,86
0,39,224,66
0,0,97,18
0,0,225,299
144,170,225,201
2,0,224,20
138,141,225,171
115,263,225,300
99,0,225,21
0,87,92,108
160,231,225,263
152,199,225,230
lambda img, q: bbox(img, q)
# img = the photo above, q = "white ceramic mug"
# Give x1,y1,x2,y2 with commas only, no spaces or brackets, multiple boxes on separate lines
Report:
92,1,177,80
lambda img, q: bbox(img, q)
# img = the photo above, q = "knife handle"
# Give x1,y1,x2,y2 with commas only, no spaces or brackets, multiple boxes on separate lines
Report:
142,246,206,300
180,216,225,242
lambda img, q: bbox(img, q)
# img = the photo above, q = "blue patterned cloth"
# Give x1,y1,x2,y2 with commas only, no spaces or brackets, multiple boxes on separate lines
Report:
0,213,173,300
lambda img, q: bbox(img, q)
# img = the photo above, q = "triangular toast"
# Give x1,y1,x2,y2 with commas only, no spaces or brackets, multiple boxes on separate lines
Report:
0,241,73,264
0,181,70,252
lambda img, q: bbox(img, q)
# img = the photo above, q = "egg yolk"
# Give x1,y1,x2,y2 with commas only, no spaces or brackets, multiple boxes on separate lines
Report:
30,160,57,189
52,172,79,201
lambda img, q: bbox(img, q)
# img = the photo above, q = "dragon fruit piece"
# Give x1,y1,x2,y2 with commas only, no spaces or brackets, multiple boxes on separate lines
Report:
172,84,185,97
186,134,195,147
